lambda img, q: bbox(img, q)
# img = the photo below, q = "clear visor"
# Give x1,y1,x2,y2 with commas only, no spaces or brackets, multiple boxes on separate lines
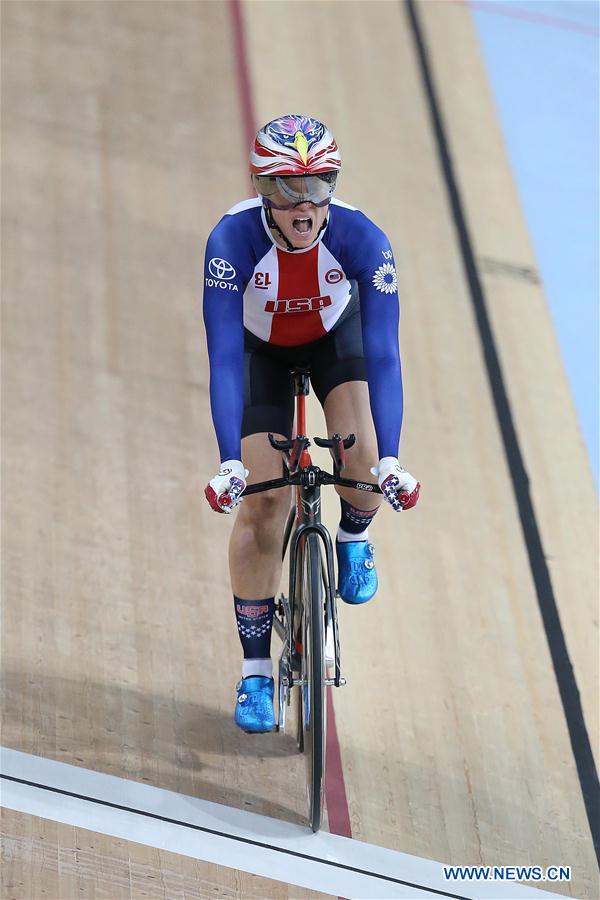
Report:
253,173,337,209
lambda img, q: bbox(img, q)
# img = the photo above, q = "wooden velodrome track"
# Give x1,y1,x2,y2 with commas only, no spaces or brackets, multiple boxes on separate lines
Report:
2,1,598,897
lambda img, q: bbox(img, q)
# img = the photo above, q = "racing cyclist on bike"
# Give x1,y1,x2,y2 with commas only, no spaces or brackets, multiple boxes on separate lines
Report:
203,115,420,734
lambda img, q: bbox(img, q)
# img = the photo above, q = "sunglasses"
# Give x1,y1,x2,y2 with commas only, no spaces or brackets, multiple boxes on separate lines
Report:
262,196,332,211
254,173,337,211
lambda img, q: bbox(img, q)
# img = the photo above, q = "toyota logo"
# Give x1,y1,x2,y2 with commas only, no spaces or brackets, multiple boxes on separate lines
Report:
208,257,236,280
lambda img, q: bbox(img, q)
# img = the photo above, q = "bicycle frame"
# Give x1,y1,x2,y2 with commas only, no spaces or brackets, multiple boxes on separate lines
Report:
240,368,383,829
284,373,342,687
242,368,382,706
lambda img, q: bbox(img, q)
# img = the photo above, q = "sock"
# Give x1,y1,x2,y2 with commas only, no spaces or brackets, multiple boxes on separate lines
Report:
242,658,273,678
234,596,274,678
337,498,379,543
338,524,369,543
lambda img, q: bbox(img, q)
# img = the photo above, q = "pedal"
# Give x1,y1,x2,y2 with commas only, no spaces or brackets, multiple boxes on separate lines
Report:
325,623,334,667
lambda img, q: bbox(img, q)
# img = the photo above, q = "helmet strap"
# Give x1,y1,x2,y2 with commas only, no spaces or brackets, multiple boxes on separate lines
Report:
265,205,296,251
265,204,328,253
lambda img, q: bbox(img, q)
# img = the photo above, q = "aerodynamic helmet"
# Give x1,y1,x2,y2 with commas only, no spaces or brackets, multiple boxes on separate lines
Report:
249,114,341,176
250,114,341,209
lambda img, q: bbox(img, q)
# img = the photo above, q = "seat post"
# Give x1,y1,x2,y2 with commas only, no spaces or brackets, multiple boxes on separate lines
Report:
291,368,311,468
293,369,310,397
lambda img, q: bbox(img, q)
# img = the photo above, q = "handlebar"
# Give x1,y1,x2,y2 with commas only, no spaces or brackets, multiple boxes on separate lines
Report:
313,434,356,450
242,431,381,497
242,472,381,497
268,433,311,475
313,432,355,472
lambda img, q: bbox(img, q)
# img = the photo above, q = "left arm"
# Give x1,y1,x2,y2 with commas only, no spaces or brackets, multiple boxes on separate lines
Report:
354,227,420,510
356,238,403,459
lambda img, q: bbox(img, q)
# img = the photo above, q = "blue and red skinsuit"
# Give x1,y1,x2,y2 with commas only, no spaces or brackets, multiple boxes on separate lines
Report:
203,198,404,462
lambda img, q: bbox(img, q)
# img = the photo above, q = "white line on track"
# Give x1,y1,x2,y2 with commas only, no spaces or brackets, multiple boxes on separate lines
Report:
0,747,570,900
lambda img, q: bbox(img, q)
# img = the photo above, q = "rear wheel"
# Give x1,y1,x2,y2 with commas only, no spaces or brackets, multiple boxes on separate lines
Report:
299,532,326,832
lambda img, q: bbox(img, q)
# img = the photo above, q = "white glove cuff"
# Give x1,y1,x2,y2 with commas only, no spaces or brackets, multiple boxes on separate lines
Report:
219,459,249,480
370,456,400,479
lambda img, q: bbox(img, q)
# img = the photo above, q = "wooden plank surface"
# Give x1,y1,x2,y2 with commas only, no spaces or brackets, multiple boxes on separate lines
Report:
243,2,597,895
1,807,330,899
2,1,597,897
418,0,599,766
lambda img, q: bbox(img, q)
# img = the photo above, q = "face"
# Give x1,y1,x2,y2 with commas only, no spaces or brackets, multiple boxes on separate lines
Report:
269,201,329,248
252,174,333,248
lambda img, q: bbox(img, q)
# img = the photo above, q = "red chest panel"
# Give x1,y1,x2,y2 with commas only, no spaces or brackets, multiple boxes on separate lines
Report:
268,247,328,346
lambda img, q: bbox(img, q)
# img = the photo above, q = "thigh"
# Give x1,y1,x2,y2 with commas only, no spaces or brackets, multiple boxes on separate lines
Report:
323,381,381,508
323,381,378,464
309,287,367,406
241,336,295,506
242,333,295,442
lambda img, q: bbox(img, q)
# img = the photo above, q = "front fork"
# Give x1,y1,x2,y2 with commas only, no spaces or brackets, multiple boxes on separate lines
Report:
276,473,345,732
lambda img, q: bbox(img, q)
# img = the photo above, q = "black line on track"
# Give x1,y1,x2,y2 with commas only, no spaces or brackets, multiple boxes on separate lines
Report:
404,0,600,866
1,773,470,899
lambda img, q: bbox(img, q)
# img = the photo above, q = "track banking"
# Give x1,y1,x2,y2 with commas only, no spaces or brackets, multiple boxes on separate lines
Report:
443,865,571,883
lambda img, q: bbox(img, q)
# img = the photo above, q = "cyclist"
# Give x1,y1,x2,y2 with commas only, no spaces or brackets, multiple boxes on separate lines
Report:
203,114,420,734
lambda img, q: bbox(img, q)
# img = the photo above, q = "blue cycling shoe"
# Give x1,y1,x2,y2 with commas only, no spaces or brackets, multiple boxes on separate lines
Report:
234,676,276,733
336,540,378,604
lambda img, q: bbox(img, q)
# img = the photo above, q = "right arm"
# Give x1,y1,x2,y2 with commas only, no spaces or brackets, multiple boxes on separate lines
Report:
202,223,249,463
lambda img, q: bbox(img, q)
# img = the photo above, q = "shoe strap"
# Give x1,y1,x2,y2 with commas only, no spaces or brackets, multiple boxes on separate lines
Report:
238,675,272,692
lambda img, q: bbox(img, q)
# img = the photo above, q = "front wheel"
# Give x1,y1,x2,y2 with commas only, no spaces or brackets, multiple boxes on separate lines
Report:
299,532,326,832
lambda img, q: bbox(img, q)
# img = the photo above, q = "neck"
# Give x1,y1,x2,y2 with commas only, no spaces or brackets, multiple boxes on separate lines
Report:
265,206,327,252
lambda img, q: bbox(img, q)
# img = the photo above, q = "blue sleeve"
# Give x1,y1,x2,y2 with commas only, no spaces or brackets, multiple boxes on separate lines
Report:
350,220,403,458
202,219,252,462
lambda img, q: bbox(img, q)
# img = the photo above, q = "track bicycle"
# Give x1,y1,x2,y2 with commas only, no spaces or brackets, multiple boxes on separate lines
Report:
243,367,382,832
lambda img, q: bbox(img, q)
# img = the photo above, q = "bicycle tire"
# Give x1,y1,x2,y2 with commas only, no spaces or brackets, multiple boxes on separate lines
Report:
299,531,327,832
291,538,304,753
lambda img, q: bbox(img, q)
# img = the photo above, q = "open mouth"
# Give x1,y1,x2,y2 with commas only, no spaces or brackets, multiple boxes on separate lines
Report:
292,216,313,236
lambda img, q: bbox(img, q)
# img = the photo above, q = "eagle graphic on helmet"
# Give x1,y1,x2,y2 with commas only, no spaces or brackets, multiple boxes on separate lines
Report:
249,114,342,176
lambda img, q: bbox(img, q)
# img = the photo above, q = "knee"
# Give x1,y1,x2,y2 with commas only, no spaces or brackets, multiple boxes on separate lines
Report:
343,436,378,479
235,491,289,554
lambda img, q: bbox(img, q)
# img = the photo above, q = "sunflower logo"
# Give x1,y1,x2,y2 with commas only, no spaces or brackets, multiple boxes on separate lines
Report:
372,262,397,294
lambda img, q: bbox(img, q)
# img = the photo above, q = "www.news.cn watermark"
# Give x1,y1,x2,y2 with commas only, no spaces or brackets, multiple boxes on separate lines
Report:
444,865,571,883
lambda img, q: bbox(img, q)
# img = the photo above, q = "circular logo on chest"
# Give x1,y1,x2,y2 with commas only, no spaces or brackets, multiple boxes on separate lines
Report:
325,268,344,284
